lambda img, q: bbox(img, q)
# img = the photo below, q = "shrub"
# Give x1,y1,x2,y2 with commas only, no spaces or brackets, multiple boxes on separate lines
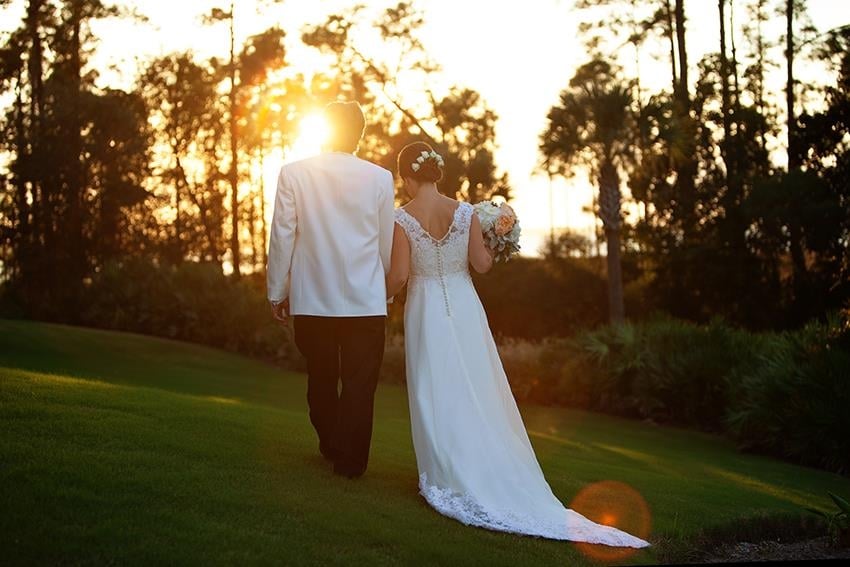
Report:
561,317,763,430
473,257,608,339
725,314,850,473
495,315,849,474
78,257,302,369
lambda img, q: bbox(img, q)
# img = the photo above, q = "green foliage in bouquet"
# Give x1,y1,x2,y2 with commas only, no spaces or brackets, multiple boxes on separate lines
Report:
483,226,521,263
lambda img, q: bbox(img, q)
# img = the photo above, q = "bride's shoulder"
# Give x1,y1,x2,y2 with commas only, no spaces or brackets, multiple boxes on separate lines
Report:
455,200,474,215
394,204,411,221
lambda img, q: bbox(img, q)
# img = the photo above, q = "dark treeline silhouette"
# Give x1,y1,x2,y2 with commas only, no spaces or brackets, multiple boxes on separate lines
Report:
0,1,509,323
542,0,849,329
0,0,848,335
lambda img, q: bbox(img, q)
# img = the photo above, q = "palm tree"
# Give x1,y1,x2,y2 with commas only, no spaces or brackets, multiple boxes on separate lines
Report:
540,59,634,324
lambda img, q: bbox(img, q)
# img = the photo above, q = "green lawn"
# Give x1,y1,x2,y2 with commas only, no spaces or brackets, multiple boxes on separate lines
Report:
1,319,848,565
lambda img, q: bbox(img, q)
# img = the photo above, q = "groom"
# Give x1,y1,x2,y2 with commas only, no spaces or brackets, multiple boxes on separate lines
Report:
267,101,395,479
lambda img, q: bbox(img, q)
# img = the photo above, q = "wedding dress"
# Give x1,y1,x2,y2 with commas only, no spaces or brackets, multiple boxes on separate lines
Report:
395,202,650,548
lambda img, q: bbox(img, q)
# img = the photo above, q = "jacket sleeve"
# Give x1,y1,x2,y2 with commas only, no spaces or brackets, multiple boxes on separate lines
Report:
378,169,395,276
267,166,297,303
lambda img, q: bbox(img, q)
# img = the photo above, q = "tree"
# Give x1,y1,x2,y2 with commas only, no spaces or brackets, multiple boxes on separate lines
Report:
302,2,510,202
201,2,244,277
741,0,778,160
237,27,292,272
541,59,634,324
539,229,594,260
138,53,226,264
202,0,284,278
82,88,150,264
0,0,142,319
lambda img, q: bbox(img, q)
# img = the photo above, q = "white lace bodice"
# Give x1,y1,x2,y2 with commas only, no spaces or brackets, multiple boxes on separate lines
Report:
394,202,473,279
395,202,473,318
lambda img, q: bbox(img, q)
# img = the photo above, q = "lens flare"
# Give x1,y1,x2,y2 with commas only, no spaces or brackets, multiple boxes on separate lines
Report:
569,480,652,562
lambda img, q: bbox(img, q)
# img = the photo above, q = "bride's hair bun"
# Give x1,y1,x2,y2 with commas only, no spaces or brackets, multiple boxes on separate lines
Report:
398,141,444,183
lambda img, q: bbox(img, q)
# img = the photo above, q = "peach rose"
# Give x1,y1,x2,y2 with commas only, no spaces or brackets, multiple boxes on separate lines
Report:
494,214,516,236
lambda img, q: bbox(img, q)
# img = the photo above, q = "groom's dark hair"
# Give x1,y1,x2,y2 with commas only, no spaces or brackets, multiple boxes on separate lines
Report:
323,101,365,153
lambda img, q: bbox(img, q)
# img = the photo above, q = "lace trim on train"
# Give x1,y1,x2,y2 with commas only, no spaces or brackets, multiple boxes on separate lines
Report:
418,473,650,548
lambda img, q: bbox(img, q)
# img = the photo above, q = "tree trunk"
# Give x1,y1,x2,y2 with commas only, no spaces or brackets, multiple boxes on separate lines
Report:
719,0,732,171
785,0,798,170
673,0,696,240
13,69,29,282
729,0,741,111
788,220,808,321
249,175,258,271
784,0,808,312
259,141,268,269
598,160,624,324
718,0,743,237
665,0,678,94
228,1,241,277
25,0,45,255
605,228,625,325
64,0,86,320
755,0,768,156
173,155,183,263
674,0,688,105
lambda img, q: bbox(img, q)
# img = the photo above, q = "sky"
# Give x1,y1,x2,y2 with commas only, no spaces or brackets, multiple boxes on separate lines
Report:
3,0,849,255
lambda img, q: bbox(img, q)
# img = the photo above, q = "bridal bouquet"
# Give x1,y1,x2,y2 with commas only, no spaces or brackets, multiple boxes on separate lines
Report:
473,201,521,262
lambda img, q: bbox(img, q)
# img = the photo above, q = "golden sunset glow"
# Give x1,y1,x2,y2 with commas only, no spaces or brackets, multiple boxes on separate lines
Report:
289,112,331,163
0,0,847,257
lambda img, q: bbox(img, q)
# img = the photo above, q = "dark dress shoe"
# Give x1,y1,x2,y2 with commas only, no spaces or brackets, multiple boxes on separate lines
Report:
333,464,364,479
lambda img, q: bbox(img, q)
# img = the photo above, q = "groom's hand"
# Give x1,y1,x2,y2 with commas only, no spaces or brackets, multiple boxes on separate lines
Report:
271,299,290,322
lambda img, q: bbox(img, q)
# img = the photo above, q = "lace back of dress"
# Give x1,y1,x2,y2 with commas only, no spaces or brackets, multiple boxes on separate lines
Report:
395,202,473,279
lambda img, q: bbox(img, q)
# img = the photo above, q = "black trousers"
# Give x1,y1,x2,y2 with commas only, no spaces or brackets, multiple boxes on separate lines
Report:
293,315,385,475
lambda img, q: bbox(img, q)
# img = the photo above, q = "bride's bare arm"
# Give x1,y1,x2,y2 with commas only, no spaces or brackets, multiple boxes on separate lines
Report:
468,215,494,274
386,223,411,298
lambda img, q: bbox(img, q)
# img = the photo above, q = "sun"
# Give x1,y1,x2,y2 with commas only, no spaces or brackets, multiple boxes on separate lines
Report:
286,112,330,163
262,111,331,223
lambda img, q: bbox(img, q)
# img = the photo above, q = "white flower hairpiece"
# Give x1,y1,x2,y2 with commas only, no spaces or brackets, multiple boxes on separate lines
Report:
412,150,445,172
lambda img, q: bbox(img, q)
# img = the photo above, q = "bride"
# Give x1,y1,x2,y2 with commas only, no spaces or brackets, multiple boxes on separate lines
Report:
385,141,650,548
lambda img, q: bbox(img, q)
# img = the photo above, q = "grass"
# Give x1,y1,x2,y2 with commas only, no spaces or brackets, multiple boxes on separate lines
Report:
1,319,849,565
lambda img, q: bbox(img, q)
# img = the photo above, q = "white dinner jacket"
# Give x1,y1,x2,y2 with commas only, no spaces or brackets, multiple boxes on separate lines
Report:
267,151,395,317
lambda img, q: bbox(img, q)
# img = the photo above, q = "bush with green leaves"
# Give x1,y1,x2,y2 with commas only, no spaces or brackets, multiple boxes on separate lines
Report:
495,315,850,474
532,316,850,473
78,258,303,369
725,315,850,473
559,317,764,430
